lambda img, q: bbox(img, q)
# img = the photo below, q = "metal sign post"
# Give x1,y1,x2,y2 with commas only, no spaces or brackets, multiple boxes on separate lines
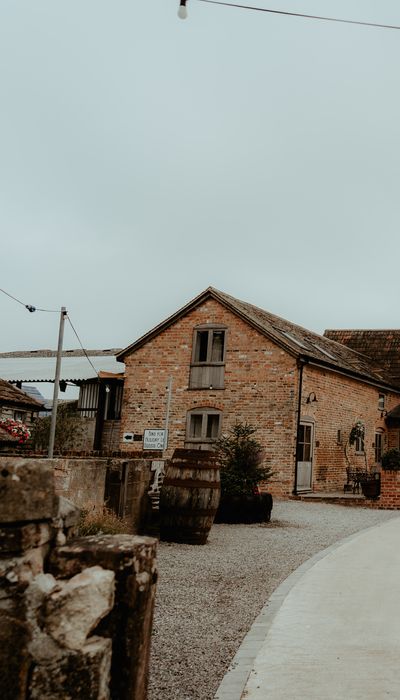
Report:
164,377,172,451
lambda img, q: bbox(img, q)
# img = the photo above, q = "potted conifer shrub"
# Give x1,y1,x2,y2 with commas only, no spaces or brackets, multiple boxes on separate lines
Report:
214,423,273,523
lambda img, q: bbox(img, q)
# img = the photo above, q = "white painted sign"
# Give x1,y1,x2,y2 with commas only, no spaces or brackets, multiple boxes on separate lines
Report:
122,432,134,443
143,429,168,450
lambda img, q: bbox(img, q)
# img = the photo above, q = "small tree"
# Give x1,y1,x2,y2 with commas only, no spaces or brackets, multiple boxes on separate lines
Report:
30,403,84,453
215,423,274,496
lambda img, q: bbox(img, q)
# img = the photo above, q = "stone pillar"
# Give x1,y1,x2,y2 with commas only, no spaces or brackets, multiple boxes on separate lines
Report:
0,458,57,700
49,534,158,700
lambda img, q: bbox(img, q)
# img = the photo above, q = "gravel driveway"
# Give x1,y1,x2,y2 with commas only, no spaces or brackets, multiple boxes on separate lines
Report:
148,500,399,700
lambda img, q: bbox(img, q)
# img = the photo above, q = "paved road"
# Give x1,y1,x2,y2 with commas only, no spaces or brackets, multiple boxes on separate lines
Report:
218,517,400,699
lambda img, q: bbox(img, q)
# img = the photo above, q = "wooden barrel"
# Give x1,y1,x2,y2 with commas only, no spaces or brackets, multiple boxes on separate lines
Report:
160,449,220,545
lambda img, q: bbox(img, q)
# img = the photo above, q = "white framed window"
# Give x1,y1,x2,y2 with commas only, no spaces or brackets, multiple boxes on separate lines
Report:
378,394,386,411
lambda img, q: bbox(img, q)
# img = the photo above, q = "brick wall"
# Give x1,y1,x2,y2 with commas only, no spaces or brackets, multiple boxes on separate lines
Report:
379,469,400,509
119,299,299,497
300,364,399,491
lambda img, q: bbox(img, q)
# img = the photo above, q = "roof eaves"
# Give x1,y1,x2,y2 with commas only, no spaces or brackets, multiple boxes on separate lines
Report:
303,355,400,393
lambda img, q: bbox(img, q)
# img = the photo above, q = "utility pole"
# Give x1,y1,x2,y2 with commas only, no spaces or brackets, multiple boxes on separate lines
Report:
48,307,67,458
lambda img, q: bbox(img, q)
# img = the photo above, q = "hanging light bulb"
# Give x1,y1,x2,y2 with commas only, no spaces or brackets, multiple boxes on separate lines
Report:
178,0,188,19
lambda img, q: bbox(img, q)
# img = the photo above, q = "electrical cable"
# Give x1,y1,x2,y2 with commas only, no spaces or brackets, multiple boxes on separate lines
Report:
66,314,100,377
196,0,400,31
0,287,59,313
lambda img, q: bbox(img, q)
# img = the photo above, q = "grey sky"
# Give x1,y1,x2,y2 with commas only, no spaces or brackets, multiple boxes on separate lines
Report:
1,0,400,358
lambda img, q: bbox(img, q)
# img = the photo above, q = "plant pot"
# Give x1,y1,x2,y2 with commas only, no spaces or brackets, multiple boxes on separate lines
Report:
360,477,381,500
215,493,273,524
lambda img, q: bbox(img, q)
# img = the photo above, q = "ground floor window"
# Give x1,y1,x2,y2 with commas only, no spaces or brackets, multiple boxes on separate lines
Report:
375,430,384,465
185,408,222,449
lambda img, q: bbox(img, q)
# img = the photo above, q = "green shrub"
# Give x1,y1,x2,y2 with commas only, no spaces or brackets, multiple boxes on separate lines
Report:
215,423,274,496
30,403,84,453
381,449,400,471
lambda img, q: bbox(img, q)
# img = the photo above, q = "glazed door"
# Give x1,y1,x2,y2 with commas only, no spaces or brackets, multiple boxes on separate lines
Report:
296,422,314,492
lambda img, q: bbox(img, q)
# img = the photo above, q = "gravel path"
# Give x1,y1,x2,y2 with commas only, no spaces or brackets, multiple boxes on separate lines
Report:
148,501,399,700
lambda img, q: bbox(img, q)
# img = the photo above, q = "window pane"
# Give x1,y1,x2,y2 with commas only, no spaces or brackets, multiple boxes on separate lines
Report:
211,331,225,362
303,444,311,461
298,425,305,443
190,414,203,438
195,331,209,362
206,414,220,439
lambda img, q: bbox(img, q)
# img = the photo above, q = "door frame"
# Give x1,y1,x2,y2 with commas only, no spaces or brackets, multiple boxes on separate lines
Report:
295,418,315,493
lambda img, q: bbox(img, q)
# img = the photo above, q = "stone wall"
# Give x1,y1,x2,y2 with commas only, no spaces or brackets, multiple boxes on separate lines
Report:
50,455,153,534
53,457,108,509
0,457,157,700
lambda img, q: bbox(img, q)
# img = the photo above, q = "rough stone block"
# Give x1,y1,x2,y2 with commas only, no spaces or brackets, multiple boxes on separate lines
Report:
0,546,47,595
49,534,157,700
0,458,57,523
29,636,112,700
0,610,31,700
45,566,115,650
0,522,52,554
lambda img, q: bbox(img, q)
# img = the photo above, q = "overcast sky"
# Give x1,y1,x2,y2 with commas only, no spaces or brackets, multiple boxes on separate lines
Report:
1,0,400,358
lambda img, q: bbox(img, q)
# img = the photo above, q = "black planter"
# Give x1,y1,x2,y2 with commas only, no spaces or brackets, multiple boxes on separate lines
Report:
215,493,273,524
360,475,381,500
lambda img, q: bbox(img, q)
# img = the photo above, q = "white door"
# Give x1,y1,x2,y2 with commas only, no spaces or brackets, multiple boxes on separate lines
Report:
296,422,313,492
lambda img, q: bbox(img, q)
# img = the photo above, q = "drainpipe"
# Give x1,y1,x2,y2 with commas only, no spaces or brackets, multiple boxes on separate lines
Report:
293,358,306,495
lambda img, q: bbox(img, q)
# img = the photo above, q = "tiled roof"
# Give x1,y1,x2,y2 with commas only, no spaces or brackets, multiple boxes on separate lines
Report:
117,287,395,389
324,330,400,388
0,379,43,409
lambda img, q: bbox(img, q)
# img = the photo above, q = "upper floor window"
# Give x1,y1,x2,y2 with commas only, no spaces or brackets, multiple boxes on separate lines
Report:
378,394,386,411
193,328,226,363
189,326,227,389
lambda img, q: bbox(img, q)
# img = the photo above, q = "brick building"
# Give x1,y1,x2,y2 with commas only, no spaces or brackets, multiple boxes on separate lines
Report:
117,288,400,497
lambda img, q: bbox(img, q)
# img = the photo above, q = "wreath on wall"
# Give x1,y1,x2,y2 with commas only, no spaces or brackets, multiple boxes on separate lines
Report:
349,421,365,447
0,418,31,443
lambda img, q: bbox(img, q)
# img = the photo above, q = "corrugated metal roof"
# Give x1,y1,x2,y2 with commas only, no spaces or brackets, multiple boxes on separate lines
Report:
0,356,125,383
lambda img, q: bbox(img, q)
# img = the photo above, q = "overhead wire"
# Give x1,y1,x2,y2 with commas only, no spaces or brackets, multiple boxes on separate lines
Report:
66,314,100,378
0,287,59,313
1,284,100,379
196,0,400,31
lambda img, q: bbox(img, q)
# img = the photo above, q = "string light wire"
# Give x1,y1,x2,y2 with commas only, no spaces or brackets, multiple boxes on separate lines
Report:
196,0,400,31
